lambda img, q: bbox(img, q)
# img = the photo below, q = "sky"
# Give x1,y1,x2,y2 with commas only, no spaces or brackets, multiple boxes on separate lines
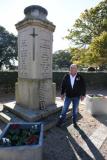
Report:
0,0,102,52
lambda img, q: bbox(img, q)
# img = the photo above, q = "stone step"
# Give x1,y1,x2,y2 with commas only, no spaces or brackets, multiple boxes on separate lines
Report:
3,99,72,122
0,112,11,123
3,109,25,123
0,120,6,135
1,106,72,123
0,106,26,124
0,107,72,132
3,101,63,122
1,98,73,132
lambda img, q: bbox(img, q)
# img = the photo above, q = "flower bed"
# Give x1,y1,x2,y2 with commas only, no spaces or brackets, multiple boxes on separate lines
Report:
0,122,43,160
86,94,107,115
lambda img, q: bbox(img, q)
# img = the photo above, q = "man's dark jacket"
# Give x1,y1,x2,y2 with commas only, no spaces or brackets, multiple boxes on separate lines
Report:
61,73,86,98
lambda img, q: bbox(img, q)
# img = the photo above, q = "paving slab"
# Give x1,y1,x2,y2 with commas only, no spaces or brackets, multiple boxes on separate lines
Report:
81,123,107,159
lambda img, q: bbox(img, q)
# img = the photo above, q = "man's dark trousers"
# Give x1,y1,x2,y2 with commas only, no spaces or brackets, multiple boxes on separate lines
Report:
60,96,80,123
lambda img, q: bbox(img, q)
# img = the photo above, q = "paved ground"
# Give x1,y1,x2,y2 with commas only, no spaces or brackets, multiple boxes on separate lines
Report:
44,89,107,160
0,90,107,160
43,104,107,160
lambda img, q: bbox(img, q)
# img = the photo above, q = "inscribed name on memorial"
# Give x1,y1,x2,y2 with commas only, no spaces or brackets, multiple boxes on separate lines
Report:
39,30,52,79
18,29,31,78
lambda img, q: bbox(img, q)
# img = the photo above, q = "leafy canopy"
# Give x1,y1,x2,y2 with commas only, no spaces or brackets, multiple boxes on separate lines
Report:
0,26,17,69
85,31,107,67
53,50,71,70
66,0,107,47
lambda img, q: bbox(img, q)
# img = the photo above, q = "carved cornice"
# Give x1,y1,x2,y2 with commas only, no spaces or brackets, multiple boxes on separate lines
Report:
15,19,55,32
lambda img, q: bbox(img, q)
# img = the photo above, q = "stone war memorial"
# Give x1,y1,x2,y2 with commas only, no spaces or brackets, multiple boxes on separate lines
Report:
15,5,56,110
4,5,62,122
1,5,64,160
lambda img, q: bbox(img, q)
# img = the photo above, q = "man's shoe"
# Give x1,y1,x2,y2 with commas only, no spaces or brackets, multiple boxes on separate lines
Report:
73,122,78,128
56,118,64,127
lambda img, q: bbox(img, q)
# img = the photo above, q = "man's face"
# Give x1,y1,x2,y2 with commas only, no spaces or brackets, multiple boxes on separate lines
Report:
70,66,77,76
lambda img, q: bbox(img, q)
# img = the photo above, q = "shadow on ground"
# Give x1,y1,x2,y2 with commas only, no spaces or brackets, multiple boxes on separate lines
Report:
65,126,105,160
43,116,105,160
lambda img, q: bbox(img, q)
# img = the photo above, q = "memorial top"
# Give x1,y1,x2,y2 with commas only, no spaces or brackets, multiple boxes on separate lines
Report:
24,5,48,20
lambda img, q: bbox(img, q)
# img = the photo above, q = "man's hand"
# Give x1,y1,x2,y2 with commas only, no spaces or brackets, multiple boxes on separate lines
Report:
80,96,85,101
61,95,64,100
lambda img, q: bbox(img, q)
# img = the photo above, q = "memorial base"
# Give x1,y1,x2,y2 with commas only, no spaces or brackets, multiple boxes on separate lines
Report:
15,78,56,110
3,99,63,122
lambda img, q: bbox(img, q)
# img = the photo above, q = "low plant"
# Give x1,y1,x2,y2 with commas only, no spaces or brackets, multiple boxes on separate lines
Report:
0,124,40,147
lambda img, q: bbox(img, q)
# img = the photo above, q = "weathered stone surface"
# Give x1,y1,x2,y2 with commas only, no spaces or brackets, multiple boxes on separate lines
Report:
3,98,63,122
24,5,48,21
15,5,56,110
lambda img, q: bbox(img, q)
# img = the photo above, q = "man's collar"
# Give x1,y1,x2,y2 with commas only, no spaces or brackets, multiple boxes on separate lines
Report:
70,73,77,77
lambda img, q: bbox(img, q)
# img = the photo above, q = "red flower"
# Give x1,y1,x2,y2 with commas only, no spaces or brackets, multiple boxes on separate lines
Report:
27,135,37,145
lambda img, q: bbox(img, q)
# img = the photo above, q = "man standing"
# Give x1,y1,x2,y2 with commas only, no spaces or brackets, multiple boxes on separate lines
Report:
57,64,86,127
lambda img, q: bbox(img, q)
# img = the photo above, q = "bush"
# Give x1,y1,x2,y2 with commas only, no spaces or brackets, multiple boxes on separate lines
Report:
0,71,107,93
53,71,107,90
0,71,18,93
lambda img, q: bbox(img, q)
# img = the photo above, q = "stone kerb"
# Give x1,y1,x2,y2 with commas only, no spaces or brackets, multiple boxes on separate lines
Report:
86,94,107,115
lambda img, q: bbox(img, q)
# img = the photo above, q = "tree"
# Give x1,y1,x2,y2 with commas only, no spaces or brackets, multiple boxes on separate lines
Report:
53,50,71,70
0,26,18,69
85,31,107,68
68,47,87,68
66,0,107,47
69,32,107,68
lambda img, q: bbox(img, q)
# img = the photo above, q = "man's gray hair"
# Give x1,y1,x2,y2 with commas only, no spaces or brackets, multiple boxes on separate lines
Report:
70,64,77,69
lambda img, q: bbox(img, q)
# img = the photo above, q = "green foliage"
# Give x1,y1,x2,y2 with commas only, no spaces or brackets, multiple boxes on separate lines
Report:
66,0,107,47
0,71,107,92
86,31,107,67
0,26,18,69
68,47,87,66
65,0,107,68
53,50,72,70
0,71,18,93
0,124,40,146
53,71,68,89
0,71,18,85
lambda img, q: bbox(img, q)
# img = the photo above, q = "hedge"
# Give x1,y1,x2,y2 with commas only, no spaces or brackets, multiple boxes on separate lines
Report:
0,71,107,93
53,71,107,90
0,71,18,93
